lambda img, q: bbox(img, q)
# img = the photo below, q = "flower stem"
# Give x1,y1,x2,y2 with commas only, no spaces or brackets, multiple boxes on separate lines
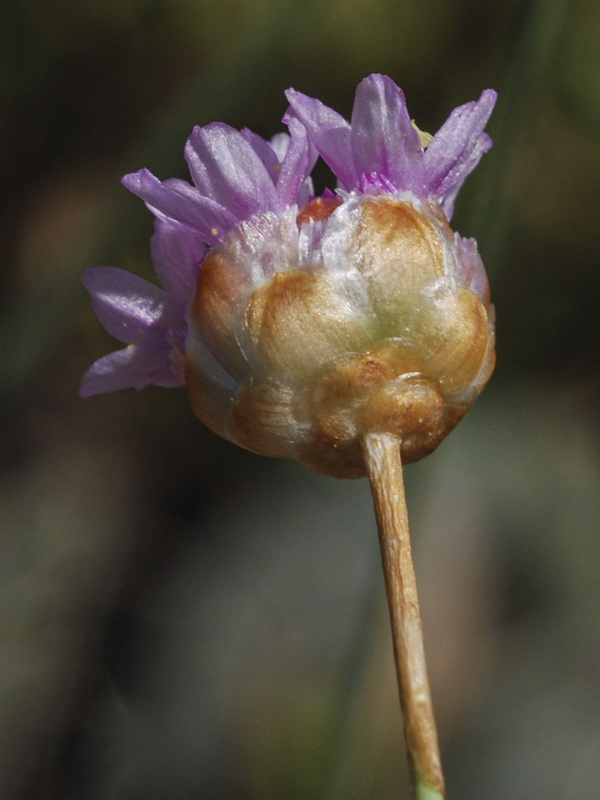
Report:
361,432,445,800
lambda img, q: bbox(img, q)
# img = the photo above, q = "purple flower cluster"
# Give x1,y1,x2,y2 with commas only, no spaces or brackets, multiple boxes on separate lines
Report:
286,78,495,219
81,74,496,398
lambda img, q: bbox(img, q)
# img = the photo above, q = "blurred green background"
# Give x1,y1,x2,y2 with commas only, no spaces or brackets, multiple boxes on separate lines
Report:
1,0,600,798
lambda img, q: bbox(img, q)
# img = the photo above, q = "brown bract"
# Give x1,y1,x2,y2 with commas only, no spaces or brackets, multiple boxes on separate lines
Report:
185,196,495,478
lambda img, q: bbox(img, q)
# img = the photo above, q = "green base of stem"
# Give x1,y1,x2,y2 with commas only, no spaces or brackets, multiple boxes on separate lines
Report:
415,773,445,800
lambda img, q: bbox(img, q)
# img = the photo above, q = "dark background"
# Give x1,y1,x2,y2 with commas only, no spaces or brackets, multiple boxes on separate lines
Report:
1,0,599,797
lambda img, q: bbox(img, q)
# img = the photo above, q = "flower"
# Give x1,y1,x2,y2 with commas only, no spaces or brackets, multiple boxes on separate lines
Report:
82,74,497,478
80,117,317,396
80,219,205,395
286,77,496,221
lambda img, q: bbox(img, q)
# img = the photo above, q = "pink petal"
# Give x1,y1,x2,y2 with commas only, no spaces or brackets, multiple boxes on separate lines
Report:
184,123,280,219
150,218,205,303
241,128,281,178
275,117,318,206
350,75,423,191
82,267,181,346
268,132,292,162
285,89,355,190
80,345,183,396
122,169,236,246
424,89,497,198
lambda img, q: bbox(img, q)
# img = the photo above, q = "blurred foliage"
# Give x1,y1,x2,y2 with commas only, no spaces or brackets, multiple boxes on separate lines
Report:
0,0,599,799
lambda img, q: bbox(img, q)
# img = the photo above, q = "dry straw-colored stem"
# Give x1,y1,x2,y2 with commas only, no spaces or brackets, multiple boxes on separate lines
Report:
362,432,445,800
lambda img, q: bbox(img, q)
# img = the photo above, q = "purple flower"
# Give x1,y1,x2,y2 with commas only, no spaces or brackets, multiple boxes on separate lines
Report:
80,218,205,396
286,73,496,219
82,75,497,477
122,117,316,247
81,120,317,396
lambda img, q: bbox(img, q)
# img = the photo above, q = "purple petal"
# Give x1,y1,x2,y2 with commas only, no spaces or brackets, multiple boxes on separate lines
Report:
268,132,292,162
423,89,497,199
184,123,280,219
80,345,183,397
358,172,397,195
82,267,182,346
150,217,205,303
285,89,355,190
241,128,280,179
275,117,318,206
123,169,236,246
350,74,423,191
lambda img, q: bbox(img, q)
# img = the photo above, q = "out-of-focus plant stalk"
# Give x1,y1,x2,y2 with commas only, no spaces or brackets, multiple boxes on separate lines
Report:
362,431,444,800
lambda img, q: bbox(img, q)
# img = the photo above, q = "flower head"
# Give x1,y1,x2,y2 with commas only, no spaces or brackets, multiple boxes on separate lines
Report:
83,75,497,477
